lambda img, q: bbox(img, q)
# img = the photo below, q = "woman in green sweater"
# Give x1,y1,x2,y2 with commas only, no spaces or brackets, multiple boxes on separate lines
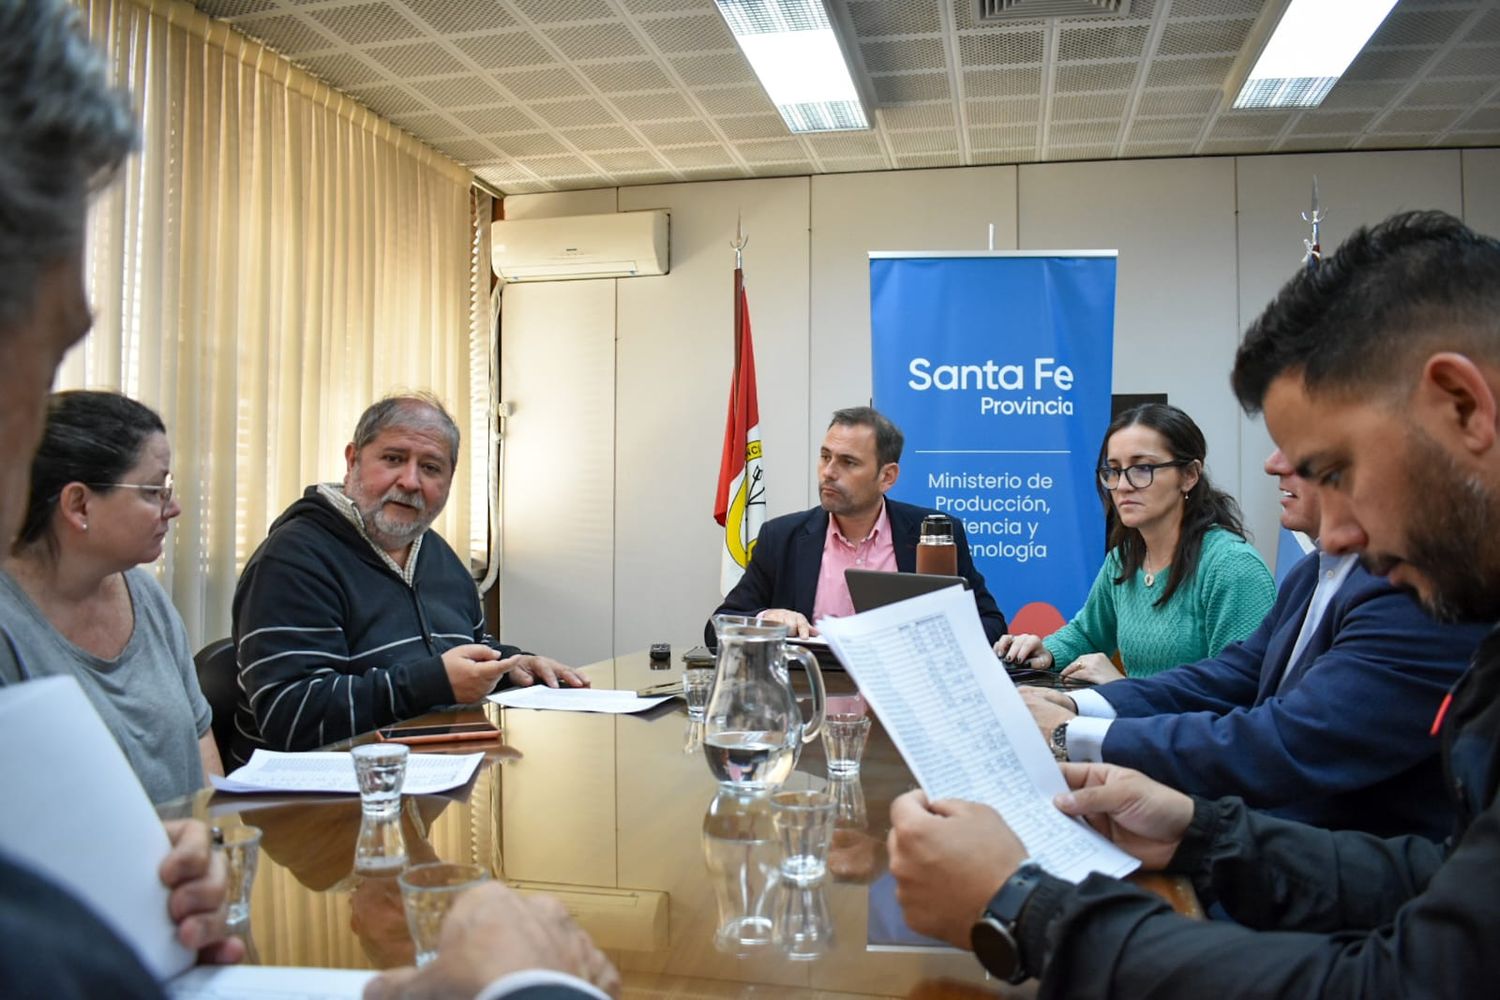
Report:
995,403,1274,683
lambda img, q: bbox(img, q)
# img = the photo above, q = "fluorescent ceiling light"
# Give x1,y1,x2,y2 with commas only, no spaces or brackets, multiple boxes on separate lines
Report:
1233,0,1399,110
714,0,870,133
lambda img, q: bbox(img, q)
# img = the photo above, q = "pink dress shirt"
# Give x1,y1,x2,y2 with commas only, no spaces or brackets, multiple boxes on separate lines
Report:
812,500,898,624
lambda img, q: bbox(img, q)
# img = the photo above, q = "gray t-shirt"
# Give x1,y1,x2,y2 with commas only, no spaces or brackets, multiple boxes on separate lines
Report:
0,567,212,804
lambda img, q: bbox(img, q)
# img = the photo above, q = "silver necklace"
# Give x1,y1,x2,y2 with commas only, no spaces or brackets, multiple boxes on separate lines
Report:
1143,554,1169,587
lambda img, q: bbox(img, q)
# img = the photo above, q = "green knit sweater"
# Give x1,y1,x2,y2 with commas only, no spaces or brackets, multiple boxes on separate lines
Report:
1042,527,1276,678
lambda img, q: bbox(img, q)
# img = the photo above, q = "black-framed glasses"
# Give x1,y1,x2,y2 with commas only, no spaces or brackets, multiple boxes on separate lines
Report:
1098,461,1188,491
84,473,174,511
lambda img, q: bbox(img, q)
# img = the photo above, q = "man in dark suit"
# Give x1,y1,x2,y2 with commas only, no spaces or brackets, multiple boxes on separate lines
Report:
709,406,1006,643
1022,446,1484,839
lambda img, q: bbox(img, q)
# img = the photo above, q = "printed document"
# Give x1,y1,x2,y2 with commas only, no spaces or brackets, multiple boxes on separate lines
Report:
168,965,376,998
213,750,482,795
819,587,1139,883
489,686,670,714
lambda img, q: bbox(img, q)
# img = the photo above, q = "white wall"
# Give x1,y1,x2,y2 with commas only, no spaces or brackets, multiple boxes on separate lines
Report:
496,147,1497,666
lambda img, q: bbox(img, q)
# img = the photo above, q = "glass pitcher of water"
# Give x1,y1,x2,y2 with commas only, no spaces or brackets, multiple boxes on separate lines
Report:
703,622,826,790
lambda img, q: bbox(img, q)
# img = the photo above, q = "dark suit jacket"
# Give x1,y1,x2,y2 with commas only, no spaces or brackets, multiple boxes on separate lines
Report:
708,498,1007,645
0,852,165,999
1097,550,1486,839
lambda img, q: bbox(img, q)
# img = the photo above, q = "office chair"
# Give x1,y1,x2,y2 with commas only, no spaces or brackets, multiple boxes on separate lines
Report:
194,637,238,766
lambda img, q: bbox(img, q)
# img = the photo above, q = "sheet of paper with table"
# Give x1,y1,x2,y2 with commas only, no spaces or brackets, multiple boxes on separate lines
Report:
819,587,1139,883
212,750,483,795
488,686,670,714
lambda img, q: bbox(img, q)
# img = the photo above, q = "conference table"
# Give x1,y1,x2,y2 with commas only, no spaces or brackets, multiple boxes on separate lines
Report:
165,648,1198,998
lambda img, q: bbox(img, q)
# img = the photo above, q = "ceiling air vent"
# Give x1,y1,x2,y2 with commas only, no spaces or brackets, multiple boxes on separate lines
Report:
977,0,1129,20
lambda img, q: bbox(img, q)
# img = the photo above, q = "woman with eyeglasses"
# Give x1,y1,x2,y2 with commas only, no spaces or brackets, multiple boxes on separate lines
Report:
0,390,221,802
994,402,1275,684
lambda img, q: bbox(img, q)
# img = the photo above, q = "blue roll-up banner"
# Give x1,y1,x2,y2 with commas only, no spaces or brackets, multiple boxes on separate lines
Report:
870,252,1117,634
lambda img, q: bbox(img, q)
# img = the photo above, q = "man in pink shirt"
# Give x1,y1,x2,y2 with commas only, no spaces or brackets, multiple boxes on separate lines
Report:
708,406,1006,642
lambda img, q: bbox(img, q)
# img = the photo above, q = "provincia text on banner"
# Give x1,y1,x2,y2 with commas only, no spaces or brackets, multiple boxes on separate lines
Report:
870,252,1116,633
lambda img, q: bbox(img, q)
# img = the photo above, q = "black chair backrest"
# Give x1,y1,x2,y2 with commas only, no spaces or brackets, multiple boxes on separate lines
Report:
194,638,238,766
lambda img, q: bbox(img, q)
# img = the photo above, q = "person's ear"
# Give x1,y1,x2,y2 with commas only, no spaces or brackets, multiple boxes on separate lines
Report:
1420,353,1497,457
1179,459,1201,495
56,482,91,533
878,461,899,493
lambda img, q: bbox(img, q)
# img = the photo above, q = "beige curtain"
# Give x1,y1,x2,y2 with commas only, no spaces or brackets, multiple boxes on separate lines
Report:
61,0,493,651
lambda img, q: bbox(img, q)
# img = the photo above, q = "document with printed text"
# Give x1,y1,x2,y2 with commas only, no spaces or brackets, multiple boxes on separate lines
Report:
488,686,670,714
212,750,482,795
167,965,376,998
819,587,1139,884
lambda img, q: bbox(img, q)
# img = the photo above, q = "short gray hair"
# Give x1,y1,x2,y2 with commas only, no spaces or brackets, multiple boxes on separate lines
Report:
0,0,137,327
352,393,461,466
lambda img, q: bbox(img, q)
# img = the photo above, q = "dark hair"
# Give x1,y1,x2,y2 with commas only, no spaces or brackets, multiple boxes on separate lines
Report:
1097,403,1248,607
1233,210,1500,414
352,393,460,466
0,0,137,327
16,390,166,552
829,406,904,467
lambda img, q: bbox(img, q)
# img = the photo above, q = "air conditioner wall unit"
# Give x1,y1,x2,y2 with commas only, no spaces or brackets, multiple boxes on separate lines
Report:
491,210,669,282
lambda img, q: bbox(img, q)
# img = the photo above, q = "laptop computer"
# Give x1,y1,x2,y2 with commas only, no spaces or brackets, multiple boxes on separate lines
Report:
844,568,970,613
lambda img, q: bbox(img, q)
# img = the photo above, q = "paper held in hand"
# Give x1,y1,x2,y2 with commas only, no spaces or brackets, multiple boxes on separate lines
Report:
818,587,1139,884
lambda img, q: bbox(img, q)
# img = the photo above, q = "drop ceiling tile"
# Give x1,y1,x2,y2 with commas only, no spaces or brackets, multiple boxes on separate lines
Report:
880,104,956,130
972,148,1038,165
1170,0,1260,15
517,154,595,177
886,130,960,154
735,139,806,162
873,73,952,103
1126,117,1202,142
1405,78,1496,106
310,3,422,45
1209,112,1295,138
1156,18,1255,57
693,86,775,116
439,137,502,161
1136,88,1219,116
294,51,386,88
670,54,757,86
1049,120,1121,145
347,83,428,117
577,60,675,93
453,32,555,69
715,114,790,140
638,14,735,54
403,0,515,34
531,98,621,127
1054,62,1138,93
1047,144,1115,161
511,0,615,25
364,42,468,77
411,76,508,107
1057,24,1149,62
861,38,947,73
495,67,590,100
493,132,570,157
1370,8,1472,47
970,124,1039,149
563,125,640,150
386,111,454,135
848,0,942,36
231,13,332,56
638,119,718,144
1460,107,1500,130
1354,132,1439,149
965,98,1042,126
1121,141,1197,157
1144,56,1234,88
821,156,893,172
964,67,1044,98
1290,110,1376,135
545,23,648,61
1277,135,1358,152
894,152,961,168
803,133,884,157
1318,80,1405,110
455,105,540,134
1377,107,1466,132
1051,92,1129,121
1344,47,1440,83
958,31,1045,67
611,92,696,119
590,150,666,171
197,0,275,16
661,144,737,167
1431,45,1500,77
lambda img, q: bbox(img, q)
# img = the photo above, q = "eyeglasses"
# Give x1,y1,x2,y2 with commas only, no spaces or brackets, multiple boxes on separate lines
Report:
85,473,174,511
1098,461,1188,491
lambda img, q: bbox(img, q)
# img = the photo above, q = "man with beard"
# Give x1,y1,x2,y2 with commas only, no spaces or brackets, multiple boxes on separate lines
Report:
884,211,1500,996
708,406,1005,643
231,394,585,764
1018,444,1483,840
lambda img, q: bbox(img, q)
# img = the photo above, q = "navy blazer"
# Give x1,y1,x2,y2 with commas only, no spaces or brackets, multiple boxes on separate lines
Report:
709,498,1007,645
1097,550,1486,839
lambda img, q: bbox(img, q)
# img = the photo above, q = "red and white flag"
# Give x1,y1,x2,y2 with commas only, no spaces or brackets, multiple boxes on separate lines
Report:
714,265,766,594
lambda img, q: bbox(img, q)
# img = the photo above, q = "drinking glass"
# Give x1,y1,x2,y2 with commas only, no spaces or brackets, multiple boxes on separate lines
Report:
352,743,408,872
822,714,871,777
220,824,262,927
702,788,779,955
682,665,714,722
772,880,834,960
770,789,836,886
397,862,490,966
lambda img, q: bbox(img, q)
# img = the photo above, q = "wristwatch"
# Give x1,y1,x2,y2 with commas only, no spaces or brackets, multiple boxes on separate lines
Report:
1049,722,1069,761
970,864,1043,983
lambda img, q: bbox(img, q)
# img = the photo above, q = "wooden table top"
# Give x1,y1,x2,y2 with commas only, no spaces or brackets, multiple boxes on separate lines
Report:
173,647,1197,998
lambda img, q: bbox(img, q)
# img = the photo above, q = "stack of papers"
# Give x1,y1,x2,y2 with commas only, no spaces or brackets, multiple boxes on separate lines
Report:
212,750,483,795
488,686,669,714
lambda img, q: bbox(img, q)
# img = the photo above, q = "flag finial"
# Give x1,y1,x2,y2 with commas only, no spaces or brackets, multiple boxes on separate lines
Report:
732,212,748,270
1301,176,1325,269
